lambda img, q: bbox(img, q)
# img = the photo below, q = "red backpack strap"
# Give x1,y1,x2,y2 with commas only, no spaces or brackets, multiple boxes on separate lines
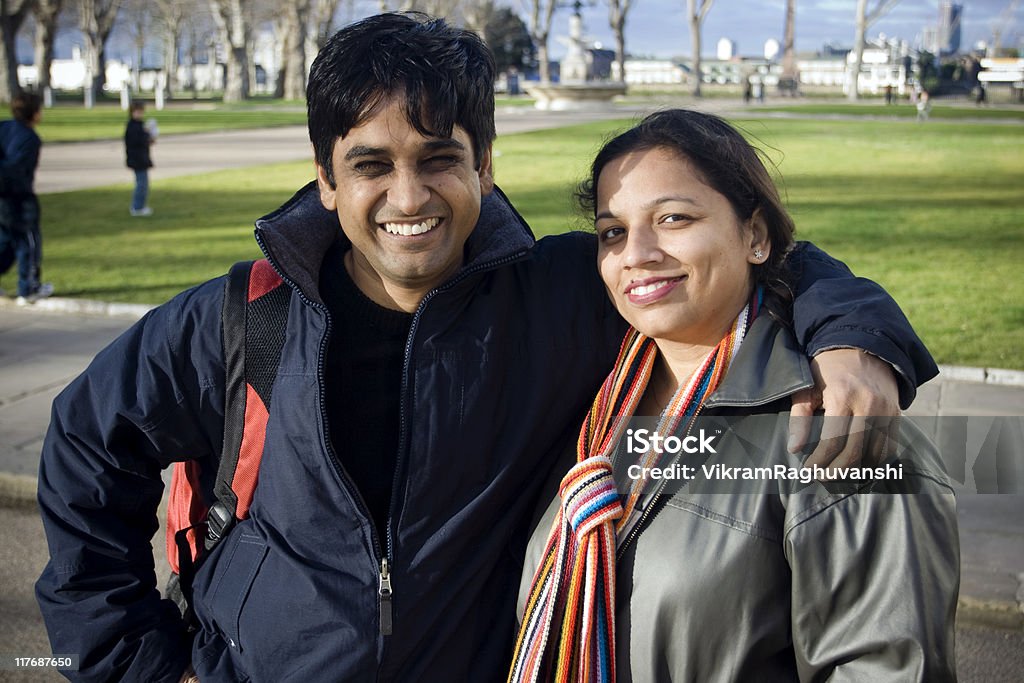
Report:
208,258,290,546
165,259,290,618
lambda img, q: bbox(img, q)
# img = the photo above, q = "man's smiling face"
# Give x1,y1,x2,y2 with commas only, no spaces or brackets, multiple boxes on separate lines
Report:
316,95,494,312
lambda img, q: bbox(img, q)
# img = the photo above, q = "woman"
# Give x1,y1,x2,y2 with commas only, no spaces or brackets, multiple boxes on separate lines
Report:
510,110,958,682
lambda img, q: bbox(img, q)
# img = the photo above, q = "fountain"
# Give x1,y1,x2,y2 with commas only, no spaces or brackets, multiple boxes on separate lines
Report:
525,1,626,111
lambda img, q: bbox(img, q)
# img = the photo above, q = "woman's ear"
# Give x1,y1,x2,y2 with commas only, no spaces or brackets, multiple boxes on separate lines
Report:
746,209,771,264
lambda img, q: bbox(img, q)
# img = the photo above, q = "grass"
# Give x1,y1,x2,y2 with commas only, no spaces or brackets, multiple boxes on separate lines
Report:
14,116,1024,370
757,103,1024,120
36,104,309,142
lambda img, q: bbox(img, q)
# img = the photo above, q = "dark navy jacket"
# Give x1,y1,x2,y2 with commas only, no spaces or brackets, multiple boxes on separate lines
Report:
0,118,41,196
36,183,936,682
124,119,153,170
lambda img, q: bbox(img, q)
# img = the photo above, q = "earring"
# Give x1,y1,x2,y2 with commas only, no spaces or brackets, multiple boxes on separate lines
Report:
753,249,765,261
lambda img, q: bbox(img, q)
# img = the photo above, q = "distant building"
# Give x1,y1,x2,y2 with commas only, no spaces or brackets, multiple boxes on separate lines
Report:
797,36,912,95
764,39,780,61
939,2,963,56
717,38,737,61
616,59,688,85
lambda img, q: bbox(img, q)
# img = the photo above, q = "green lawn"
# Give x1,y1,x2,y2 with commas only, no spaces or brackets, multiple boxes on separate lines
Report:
36,104,309,142
758,103,1024,121
36,98,534,142
16,116,1024,370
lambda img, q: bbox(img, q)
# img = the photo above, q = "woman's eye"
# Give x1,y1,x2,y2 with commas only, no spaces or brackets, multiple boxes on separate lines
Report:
598,226,625,242
662,214,691,224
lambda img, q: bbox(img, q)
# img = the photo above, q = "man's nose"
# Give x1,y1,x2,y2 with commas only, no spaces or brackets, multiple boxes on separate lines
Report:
388,169,431,215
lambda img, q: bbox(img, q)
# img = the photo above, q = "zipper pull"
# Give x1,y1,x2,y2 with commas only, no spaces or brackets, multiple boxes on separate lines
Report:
379,558,393,636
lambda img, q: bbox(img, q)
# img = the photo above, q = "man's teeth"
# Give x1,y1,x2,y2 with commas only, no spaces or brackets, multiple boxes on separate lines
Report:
383,217,440,236
630,279,676,296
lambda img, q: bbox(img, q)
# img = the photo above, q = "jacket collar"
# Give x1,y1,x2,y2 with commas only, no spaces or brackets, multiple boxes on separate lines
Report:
253,181,536,305
704,315,815,409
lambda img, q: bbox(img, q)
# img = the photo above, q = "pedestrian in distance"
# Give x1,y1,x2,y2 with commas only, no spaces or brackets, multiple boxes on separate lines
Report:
917,91,932,122
885,83,894,105
36,12,939,682
0,91,52,305
125,100,155,217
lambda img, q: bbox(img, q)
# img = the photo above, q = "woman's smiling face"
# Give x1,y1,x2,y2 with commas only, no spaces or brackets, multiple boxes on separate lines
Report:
595,146,768,347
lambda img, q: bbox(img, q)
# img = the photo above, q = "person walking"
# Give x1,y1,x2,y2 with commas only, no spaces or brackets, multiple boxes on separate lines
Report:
124,100,154,217
0,91,52,305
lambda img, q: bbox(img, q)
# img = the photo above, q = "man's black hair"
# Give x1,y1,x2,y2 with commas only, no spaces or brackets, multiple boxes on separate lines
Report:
307,12,496,187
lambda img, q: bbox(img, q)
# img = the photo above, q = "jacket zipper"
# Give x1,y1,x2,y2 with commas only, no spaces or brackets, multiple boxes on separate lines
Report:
260,234,530,646
617,404,705,560
254,235,389,628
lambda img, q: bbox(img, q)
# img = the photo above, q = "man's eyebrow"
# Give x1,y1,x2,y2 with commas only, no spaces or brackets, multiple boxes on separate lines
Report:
343,139,466,161
344,145,387,161
423,139,467,153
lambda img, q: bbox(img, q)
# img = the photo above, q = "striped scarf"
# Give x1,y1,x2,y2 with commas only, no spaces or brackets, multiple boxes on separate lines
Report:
508,289,761,683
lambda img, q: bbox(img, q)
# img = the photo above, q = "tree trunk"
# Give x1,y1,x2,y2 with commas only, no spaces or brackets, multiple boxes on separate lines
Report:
536,37,550,83
210,0,250,101
33,0,63,96
282,0,309,101
1,0,33,103
162,32,179,98
689,8,702,97
80,0,123,103
848,0,867,101
613,19,626,83
782,0,795,80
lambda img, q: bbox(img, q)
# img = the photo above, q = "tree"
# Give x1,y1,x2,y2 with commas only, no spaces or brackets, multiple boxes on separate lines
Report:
607,0,634,84
122,0,152,90
522,0,556,83
209,0,251,101
78,0,123,102
311,0,341,48
32,0,63,97
463,0,497,39
155,0,194,98
274,0,310,100
686,0,714,97
1,0,35,104
848,0,900,101
781,0,795,84
485,6,534,75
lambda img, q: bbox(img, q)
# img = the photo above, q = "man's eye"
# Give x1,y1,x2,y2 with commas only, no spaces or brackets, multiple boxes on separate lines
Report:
354,161,390,175
423,155,459,168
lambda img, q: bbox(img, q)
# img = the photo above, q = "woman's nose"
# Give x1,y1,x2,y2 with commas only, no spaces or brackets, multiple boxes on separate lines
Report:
622,227,663,269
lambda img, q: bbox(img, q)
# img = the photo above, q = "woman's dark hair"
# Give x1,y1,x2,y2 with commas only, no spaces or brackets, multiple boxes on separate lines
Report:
577,109,796,321
307,12,496,187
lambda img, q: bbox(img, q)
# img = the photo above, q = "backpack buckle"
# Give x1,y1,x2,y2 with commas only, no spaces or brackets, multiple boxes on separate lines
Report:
205,501,236,551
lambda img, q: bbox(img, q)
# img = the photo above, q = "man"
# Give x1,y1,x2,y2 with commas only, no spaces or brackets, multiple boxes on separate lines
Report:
37,14,936,682
0,91,52,304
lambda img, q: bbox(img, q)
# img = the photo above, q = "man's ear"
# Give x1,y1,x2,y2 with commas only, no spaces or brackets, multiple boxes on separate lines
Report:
316,162,338,211
478,146,494,197
746,209,771,264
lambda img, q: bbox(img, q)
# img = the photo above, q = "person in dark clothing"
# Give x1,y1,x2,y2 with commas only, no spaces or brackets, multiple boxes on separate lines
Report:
0,91,51,304
124,100,154,216
36,13,937,683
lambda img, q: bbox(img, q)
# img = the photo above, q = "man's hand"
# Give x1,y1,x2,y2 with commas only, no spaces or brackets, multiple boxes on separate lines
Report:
788,348,901,469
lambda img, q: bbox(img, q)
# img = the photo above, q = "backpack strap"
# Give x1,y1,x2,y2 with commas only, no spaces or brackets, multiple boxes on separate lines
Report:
165,258,290,621
207,258,291,547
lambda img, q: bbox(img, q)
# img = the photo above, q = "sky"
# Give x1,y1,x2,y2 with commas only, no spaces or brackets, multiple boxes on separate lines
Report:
549,0,1022,59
